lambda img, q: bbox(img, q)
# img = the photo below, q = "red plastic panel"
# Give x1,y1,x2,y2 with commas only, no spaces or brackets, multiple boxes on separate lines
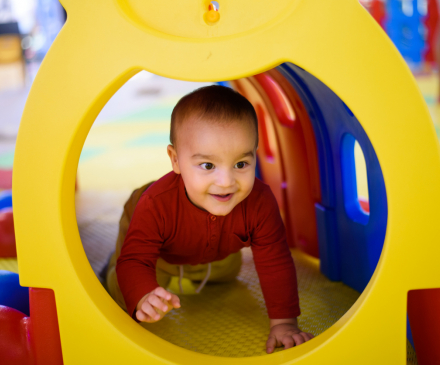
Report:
255,104,274,161
253,71,321,258
0,208,16,258
408,288,440,365
257,74,296,128
424,0,439,63
230,79,292,245
370,0,386,29
261,71,321,202
0,305,34,365
29,288,63,365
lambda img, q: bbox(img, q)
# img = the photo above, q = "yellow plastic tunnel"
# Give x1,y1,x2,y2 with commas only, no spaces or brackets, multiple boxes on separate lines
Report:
13,0,440,364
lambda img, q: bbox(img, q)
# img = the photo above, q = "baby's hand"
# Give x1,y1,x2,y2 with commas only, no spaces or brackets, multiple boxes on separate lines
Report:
266,322,314,353
136,287,181,323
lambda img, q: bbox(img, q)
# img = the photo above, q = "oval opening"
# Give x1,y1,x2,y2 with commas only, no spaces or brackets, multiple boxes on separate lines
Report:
74,68,375,358
341,134,369,225
354,140,369,214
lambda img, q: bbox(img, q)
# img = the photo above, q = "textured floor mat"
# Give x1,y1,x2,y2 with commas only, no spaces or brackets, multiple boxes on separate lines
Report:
143,247,357,357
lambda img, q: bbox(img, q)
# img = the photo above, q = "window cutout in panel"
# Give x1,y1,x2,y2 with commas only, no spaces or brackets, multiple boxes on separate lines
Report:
354,140,369,213
341,134,369,224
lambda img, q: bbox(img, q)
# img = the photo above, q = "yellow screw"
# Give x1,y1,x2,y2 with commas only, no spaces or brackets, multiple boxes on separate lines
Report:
205,3,220,25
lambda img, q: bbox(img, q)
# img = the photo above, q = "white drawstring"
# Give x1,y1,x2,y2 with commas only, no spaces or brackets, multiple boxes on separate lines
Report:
179,265,184,294
195,263,211,294
178,263,212,294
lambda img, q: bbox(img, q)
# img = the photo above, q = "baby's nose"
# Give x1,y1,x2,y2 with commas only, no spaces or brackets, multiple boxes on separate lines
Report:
216,169,235,188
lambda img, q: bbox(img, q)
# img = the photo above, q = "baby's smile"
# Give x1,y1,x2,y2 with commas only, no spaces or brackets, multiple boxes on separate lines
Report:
210,193,234,202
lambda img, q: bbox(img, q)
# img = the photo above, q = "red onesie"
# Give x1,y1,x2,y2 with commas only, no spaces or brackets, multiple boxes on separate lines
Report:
116,171,300,319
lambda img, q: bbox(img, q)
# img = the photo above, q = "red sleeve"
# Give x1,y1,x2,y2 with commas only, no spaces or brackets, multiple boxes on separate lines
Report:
250,186,301,319
116,194,163,318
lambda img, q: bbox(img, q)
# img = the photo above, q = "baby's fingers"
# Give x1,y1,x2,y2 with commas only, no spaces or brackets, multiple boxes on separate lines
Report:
281,335,295,349
170,293,181,308
300,332,314,342
148,294,170,313
136,302,158,323
292,333,305,346
152,287,180,309
136,309,152,322
266,335,277,354
152,287,173,301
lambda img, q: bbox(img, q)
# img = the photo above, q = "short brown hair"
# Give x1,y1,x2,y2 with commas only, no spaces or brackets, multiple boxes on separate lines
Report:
170,85,258,149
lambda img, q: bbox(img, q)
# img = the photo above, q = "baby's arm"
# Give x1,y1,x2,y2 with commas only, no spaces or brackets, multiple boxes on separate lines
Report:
135,287,181,323
117,194,172,319
266,318,314,353
249,185,314,352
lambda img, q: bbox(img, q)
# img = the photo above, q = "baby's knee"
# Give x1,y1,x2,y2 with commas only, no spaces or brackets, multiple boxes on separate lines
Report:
210,252,242,282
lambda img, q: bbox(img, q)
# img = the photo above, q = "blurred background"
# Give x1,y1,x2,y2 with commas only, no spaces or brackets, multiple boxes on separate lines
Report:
0,0,212,192
1,0,440,191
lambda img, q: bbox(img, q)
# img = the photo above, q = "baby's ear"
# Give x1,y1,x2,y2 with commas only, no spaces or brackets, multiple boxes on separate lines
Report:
167,144,181,174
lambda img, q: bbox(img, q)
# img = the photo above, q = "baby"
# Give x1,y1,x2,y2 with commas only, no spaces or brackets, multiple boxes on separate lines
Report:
106,85,313,353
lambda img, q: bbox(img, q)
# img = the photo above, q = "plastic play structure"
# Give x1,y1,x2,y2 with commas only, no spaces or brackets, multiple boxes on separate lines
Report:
0,190,15,258
2,0,440,363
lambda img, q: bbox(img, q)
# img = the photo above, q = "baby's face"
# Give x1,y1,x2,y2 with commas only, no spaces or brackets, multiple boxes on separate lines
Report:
167,119,257,216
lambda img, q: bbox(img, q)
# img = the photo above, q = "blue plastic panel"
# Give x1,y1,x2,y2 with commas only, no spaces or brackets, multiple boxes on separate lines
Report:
315,203,340,281
385,0,426,64
407,314,415,349
0,270,29,316
277,63,388,293
0,190,12,210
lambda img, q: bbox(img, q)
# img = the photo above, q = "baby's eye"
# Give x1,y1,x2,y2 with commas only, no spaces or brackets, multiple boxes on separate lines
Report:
200,163,215,170
235,161,248,169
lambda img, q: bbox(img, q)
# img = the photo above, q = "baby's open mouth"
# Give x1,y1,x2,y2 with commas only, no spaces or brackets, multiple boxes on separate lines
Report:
210,193,233,201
